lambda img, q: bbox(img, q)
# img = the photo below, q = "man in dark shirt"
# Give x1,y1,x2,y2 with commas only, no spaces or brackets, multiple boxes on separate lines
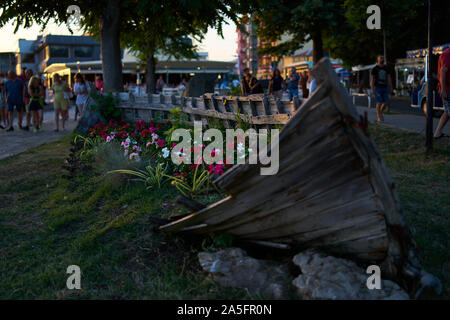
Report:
371,55,392,122
4,70,25,131
286,67,300,101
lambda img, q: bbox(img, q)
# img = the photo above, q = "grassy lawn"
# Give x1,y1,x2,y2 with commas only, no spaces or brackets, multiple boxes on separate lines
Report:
0,126,448,299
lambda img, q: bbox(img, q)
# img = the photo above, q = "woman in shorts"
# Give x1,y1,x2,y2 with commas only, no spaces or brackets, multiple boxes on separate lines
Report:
51,73,70,131
27,75,44,132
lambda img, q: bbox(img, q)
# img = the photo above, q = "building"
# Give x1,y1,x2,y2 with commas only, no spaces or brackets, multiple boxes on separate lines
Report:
280,41,314,77
236,16,259,77
256,40,279,80
12,35,101,77
34,34,101,73
15,39,36,74
0,52,15,74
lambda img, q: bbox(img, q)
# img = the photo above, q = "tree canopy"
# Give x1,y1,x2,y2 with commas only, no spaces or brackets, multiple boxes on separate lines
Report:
251,0,450,68
0,0,248,92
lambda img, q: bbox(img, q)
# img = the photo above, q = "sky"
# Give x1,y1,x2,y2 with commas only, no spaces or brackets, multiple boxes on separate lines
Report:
0,19,238,62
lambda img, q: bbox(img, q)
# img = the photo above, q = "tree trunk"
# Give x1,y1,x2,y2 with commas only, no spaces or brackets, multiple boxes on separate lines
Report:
100,0,123,92
311,31,324,64
146,53,156,94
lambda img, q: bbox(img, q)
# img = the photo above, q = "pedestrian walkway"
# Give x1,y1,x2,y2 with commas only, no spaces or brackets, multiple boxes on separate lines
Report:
0,109,78,160
356,106,450,136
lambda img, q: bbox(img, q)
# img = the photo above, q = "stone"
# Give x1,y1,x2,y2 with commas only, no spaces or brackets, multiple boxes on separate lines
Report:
292,250,410,300
75,97,107,136
198,248,291,299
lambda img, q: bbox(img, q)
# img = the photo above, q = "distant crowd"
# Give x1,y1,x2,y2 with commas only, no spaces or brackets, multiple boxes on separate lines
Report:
240,67,317,100
0,69,104,133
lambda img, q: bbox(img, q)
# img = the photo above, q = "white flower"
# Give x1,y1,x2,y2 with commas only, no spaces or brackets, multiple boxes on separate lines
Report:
162,147,170,158
237,142,245,153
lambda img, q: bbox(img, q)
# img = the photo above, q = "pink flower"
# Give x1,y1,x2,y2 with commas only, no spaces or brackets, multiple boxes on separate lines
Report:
129,152,140,161
146,141,152,147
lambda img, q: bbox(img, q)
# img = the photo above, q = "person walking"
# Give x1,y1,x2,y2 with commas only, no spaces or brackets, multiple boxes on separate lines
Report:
286,67,300,101
62,75,73,119
241,68,263,96
156,75,166,93
268,68,284,99
23,68,34,130
95,75,104,93
27,75,45,132
434,47,450,139
51,73,70,131
73,73,90,121
371,55,392,122
0,80,7,129
307,74,318,95
4,70,25,132
299,71,309,98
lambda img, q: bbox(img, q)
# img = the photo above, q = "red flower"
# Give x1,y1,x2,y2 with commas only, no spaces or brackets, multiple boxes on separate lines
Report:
156,139,165,148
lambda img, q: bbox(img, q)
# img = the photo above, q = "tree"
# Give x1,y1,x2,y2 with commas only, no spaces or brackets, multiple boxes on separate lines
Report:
0,0,248,93
324,0,450,67
119,0,249,93
0,0,125,91
120,1,203,93
251,0,345,63
324,0,424,67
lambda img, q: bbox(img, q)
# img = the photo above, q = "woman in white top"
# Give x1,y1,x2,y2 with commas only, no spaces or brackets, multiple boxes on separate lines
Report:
73,73,90,121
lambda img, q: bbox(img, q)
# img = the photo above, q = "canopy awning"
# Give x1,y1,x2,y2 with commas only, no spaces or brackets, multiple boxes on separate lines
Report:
45,59,235,76
406,43,450,58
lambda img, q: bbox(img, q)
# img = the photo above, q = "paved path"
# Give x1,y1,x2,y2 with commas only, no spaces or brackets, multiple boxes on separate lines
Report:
0,109,78,160
356,105,450,136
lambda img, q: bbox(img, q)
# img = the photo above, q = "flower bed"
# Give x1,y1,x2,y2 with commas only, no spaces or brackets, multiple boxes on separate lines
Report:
76,115,249,199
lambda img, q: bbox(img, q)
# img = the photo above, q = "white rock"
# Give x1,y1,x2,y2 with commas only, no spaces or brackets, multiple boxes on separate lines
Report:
198,248,291,299
292,250,409,300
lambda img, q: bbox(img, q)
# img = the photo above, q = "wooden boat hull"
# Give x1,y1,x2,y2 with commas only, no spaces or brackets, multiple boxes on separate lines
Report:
160,58,438,291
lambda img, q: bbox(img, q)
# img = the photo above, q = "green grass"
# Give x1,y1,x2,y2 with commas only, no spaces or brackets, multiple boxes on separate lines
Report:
370,125,449,298
0,136,250,299
0,126,448,299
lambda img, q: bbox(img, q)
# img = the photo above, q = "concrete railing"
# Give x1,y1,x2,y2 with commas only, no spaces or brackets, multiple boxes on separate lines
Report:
116,92,303,128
